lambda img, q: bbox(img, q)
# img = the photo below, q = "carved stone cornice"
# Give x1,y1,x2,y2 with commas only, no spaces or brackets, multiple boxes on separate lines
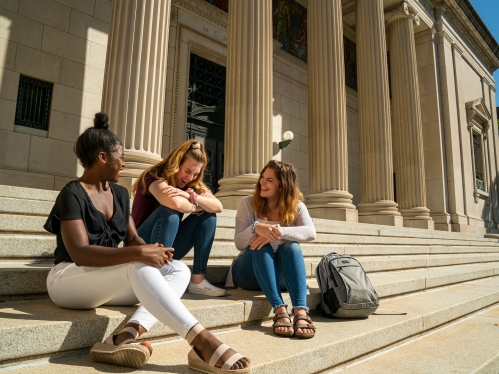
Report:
385,1,420,27
172,0,228,29
427,0,499,69
170,5,179,24
466,98,491,132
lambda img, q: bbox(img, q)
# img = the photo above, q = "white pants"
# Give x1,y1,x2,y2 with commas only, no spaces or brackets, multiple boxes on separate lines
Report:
46,260,198,337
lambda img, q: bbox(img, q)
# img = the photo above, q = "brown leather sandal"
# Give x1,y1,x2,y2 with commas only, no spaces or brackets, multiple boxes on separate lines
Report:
293,314,316,339
272,312,294,337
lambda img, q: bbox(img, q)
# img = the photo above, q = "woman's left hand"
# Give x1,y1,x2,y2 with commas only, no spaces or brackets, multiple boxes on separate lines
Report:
162,186,190,199
249,235,272,250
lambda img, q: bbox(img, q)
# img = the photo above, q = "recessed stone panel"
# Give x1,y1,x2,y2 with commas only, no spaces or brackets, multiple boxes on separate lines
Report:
51,83,84,116
0,37,16,70
0,97,16,130
0,68,19,101
19,0,70,32
42,25,89,64
87,41,107,70
82,91,101,119
60,58,104,94
0,8,43,48
93,0,111,23
69,9,109,46
0,0,20,13
0,129,30,170
53,0,94,15
48,110,92,142
15,44,62,83
28,135,79,176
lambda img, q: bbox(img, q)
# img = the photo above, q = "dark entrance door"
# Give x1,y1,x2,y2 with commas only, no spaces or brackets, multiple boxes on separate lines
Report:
186,53,226,193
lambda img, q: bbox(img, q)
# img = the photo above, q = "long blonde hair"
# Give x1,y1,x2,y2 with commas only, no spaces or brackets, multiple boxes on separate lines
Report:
251,160,304,226
131,139,209,196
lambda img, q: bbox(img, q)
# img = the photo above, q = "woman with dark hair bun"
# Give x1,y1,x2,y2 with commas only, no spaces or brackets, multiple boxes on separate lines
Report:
43,113,250,372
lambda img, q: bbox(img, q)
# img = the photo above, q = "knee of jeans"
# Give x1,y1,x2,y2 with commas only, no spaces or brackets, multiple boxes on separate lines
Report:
154,205,179,222
280,241,302,254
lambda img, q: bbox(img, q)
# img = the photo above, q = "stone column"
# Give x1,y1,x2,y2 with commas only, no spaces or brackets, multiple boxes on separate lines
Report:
216,0,273,209
102,0,171,189
356,0,402,226
386,2,433,229
305,0,357,221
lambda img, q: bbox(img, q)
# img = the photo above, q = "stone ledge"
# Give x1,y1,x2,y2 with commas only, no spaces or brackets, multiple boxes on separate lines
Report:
2,276,499,372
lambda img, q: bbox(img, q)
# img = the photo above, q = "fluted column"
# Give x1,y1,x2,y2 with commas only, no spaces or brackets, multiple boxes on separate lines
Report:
216,0,273,209
356,0,402,226
305,0,357,221
387,2,433,229
102,0,171,188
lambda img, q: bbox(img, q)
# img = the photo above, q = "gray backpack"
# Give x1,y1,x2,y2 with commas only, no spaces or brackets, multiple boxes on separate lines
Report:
315,252,379,318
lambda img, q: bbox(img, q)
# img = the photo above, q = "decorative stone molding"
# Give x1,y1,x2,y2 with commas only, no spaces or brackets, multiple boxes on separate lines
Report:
171,5,179,24
428,0,499,69
466,98,491,203
466,98,491,134
273,43,308,74
172,0,228,29
385,1,420,27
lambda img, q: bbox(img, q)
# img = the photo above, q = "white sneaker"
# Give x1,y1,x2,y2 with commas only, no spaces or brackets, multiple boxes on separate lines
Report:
188,279,227,297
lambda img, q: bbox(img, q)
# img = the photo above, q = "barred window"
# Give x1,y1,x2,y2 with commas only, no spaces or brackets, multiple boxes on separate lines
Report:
15,75,53,131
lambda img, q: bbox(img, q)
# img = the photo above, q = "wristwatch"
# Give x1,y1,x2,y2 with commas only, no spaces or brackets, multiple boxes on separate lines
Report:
251,221,259,234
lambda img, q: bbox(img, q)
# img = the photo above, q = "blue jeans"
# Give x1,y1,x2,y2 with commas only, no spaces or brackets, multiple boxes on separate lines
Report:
232,241,308,312
137,205,216,274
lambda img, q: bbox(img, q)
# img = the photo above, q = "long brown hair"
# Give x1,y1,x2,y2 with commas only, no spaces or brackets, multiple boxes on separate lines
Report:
251,160,304,226
131,139,209,196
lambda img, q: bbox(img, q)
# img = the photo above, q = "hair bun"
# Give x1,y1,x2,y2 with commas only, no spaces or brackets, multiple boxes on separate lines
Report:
94,112,109,130
191,142,201,149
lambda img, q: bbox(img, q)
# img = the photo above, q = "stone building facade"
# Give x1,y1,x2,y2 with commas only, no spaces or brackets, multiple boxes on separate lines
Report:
0,0,498,234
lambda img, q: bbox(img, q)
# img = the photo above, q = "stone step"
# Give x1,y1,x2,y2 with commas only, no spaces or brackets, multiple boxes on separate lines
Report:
2,216,497,255
336,304,499,373
0,185,59,201
2,276,499,371
2,257,499,301
3,231,499,261
0,197,55,216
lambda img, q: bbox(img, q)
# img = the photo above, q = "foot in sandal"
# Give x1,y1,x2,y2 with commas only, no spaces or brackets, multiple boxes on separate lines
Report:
272,306,294,337
186,323,251,373
90,324,152,368
293,309,316,339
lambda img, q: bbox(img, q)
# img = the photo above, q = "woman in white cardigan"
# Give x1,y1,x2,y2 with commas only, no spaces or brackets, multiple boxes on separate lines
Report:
226,160,317,339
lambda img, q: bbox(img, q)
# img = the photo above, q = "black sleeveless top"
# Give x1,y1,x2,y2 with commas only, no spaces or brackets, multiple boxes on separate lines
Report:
44,181,130,264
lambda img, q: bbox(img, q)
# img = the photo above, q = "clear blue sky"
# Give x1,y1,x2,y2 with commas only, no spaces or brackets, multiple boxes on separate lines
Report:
469,0,499,106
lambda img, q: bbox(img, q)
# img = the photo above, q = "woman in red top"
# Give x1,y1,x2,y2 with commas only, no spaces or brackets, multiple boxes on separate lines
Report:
131,139,226,296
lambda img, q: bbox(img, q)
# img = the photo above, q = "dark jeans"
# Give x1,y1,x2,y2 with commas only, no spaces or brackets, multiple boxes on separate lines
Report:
232,241,308,312
137,205,216,274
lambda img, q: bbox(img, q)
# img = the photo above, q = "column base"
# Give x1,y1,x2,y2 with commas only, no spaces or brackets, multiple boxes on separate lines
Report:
218,196,247,210
216,174,259,210
358,214,404,227
403,218,434,230
434,223,452,231
307,207,358,222
451,223,487,235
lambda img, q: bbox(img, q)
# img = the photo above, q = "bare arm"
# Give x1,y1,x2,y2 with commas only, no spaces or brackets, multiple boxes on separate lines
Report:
151,180,223,214
60,219,173,268
149,179,195,213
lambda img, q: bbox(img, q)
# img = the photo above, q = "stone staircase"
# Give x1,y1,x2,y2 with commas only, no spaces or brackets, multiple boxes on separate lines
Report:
1,185,499,373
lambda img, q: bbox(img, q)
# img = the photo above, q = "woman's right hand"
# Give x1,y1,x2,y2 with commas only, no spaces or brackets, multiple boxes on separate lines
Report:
139,243,174,268
254,223,283,242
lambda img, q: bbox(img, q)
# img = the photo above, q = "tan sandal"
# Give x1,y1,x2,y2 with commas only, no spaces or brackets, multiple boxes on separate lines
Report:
272,312,294,337
186,323,251,373
293,314,316,339
90,326,151,368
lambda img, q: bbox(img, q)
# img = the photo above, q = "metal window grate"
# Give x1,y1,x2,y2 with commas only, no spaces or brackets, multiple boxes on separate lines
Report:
15,75,53,131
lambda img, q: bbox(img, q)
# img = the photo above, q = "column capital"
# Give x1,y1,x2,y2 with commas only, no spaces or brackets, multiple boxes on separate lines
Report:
385,1,420,27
